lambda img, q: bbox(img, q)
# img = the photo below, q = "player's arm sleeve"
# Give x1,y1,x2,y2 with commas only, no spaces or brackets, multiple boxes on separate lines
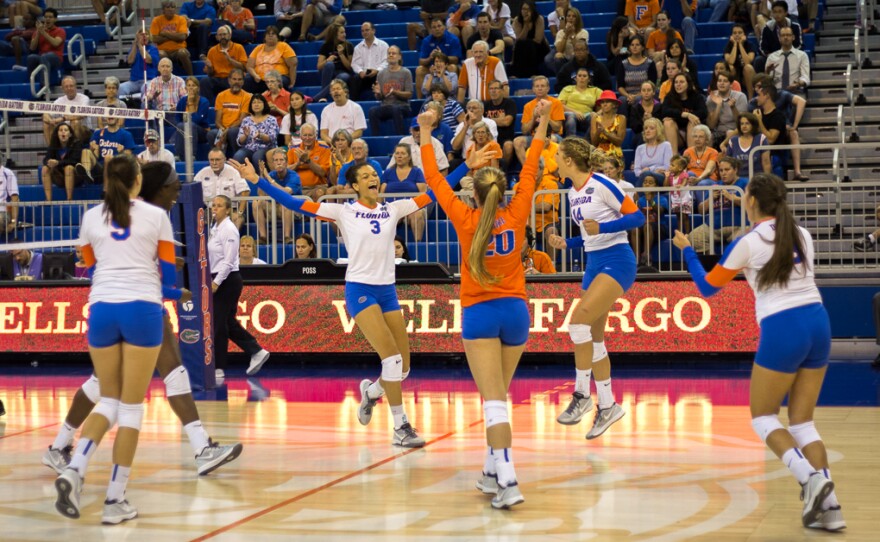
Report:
565,236,583,250
420,143,471,221
253,177,325,219
682,241,745,297
597,194,645,234
158,217,181,298
80,244,96,279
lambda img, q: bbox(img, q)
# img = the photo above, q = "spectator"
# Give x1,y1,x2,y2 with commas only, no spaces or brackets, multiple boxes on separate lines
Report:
296,233,317,258
415,17,463,91
548,7,588,72
280,90,318,147
333,138,382,195
406,0,454,51
309,13,347,44
513,76,564,165
467,12,506,58
174,76,211,160
765,26,810,96
369,46,414,136
399,118,450,174
87,0,125,25
646,10,683,71
233,94,279,167
458,40,508,103
381,144,429,241
453,100,499,161
750,73,807,179
559,67,601,137
239,235,267,265
201,25,248,104
626,0,660,36
246,25,298,94
120,31,159,102
150,0,193,76
662,0,698,53
286,123,331,200
665,154,693,232
11,245,43,280
419,51,458,99
180,0,216,60
209,69,252,155
145,57,187,112
525,140,562,259
425,84,465,132
313,23,354,102
547,0,569,39
483,79,517,167
511,0,549,78
421,100,456,156
197,147,250,228
73,246,89,278
6,0,42,29
327,129,353,187
660,73,707,154
274,0,304,40
658,59,685,101
464,122,502,176
351,22,389,99
708,60,743,95
724,112,771,177
484,0,515,49
658,39,699,87
0,13,36,69
723,23,757,98
705,0,734,23
138,129,176,166
254,148,301,243
94,76,127,130
446,0,481,45
751,80,790,178
556,39,613,93
688,155,749,253
221,0,256,44
616,35,657,109
262,70,291,130
0,162,19,231
590,90,627,160
683,124,719,183
707,69,748,147
606,15,635,77
297,0,343,42
394,235,410,262
26,8,64,78
319,79,366,146
632,172,668,264
759,1,802,58
42,76,91,145
522,225,556,274
633,117,672,185
603,154,635,193
853,205,880,252
628,80,660,146
41,123,84,201
80,116,136,184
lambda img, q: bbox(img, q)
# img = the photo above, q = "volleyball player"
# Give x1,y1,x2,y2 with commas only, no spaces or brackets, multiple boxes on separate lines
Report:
43,162,242,478
416,103,549,509
54,155,178,525
229,158,431,448
673,173,845,531
547,138,645,439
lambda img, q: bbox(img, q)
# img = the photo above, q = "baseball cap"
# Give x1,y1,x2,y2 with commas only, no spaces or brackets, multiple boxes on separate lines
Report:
145,129,160,141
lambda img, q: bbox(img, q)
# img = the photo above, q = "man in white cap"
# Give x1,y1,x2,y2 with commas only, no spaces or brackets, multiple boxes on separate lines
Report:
138,129,176,166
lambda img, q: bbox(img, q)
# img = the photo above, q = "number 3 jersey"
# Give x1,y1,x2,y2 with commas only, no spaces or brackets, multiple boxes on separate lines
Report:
569,172,639,252
304,195,433,285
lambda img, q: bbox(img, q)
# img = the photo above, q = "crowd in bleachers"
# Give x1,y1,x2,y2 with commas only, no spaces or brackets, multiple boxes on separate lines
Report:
1,0,832,270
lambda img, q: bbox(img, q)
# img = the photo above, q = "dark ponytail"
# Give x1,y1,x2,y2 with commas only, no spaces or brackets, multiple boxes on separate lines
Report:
749,174,808,290
103,154,140,230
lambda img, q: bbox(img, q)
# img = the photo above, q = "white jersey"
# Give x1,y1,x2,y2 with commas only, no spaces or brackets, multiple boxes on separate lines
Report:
719,219,823,322
568,172,632,252
79,200,174,305
315,197,429,285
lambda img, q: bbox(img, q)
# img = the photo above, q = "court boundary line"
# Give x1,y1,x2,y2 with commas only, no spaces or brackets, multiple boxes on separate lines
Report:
0,422,60,440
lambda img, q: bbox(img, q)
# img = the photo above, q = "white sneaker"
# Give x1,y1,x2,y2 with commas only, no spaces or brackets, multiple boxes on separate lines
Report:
392,423,426,448
585,403,625,439
42,444,73,474
800,472,835,527
215,369,225,385
357,379,379,426
195,439,244,475
102,499,138,525
491,482,524,509
54,468,83,519
476,472,499,495
246,349,270,376
807,505,846,532
556,392,593,425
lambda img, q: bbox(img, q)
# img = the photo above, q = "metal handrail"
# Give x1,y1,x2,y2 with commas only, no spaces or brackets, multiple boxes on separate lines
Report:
30,64,50,101
120,0,137,25
845,64,860,142
836,104,844,145
66,33,89,92
861,0,873,69
105,5,124,60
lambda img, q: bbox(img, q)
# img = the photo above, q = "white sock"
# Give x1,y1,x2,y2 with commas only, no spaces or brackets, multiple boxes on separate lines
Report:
492,447,517,487
820,468,840,508
483,447,496,475
782,448,816,484
595,378,614,409
52,422,77,450
106,464,131,502
390,405,407,428
367,380,385,400
184,420,210,456
68,438,98,477
869,233,876,243
575,369,591,394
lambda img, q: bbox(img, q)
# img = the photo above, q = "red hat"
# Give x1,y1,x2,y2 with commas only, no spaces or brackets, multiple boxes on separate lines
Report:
596,90,622,106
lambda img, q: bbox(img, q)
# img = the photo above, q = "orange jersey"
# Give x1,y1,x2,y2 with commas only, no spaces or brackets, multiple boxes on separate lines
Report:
421,138,544,307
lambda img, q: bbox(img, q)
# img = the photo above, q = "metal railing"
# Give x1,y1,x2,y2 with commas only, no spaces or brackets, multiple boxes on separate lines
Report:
30,64,51,102
67,34,90,92
0,111,9,167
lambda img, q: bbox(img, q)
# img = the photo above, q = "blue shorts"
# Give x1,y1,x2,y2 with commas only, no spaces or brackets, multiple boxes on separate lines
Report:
344,282,401,318
582,243,637,292
754,303,831,373
462,297,530,346
88,301,164,348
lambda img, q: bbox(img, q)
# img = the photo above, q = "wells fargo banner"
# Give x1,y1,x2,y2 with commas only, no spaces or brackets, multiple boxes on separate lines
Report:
0,281,759,353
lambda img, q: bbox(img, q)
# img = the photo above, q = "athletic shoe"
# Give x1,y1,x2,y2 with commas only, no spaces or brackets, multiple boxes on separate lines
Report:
585,403,626,440
102,499,138,525
246,349,270,376
807,505,847,532
215,369,225,386
75,163,94,184
800,472,835,527
854,235,875,252
42,444,73,474
392,423,426,448
556,392,593,425
491,482,525,509
357,379,379,426
196,439,244,475
54,468,83,519
476,472,499,495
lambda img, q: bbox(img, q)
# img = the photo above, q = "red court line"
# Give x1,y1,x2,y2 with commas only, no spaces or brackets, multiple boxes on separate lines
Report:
0,422,59,440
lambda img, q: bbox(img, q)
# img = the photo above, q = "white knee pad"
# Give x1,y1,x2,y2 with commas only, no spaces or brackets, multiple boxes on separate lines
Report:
92,398,119,427
380,355,403,383
401,369,410,382
163,366,192,398
81,375,101,404
592,341,608,363
483,400,509,428
790,421,822,449
751,414,785,443
569,324,592,345
117,402,145,431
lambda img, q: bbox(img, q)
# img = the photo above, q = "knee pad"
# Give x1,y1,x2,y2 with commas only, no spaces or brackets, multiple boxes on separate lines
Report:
380,354,403,383
401,369,410,382
569,324,592,345
592,341,608,363
790,420,822,449
483,400,509,428
117,402,145,431
92,398,119,427
81,375,101,404
163,366,192,398
751,414,784,443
